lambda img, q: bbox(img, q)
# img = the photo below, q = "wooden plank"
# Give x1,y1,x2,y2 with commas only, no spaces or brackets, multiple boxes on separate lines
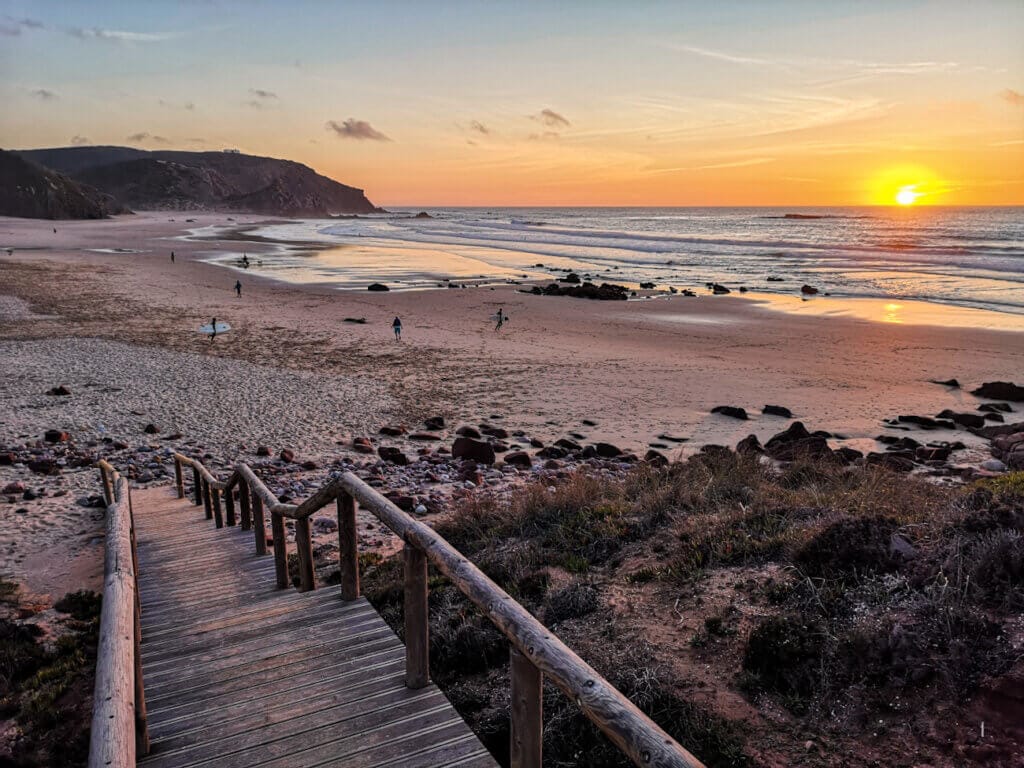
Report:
404,544,429,689
510,648,543,768
338,492,360,600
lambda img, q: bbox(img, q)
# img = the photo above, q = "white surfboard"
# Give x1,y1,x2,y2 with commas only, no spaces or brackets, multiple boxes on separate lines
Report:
198,322,232,335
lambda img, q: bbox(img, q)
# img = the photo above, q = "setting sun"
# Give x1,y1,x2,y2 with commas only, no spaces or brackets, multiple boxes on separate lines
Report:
896,186,920,205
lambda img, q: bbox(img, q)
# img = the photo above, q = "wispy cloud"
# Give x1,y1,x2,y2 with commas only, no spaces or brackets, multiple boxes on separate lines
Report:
249,88,277,100
325,119,391,141
70,135,90,146
650,157,775,174
1,16,44,35
31,88,57,101
469,120,491,135
667,43,773,67
991,138,1024,147
126,132,170,144
69,27,172,42
527,131,563,142
531,108,571,128
1001,88,1024,107
159,99,195,111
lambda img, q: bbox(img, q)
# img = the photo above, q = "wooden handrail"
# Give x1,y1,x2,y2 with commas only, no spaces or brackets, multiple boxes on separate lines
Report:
89,461,148,768
167,452,705,768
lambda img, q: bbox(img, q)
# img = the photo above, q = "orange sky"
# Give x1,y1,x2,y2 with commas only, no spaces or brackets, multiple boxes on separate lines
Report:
2,1,1022,206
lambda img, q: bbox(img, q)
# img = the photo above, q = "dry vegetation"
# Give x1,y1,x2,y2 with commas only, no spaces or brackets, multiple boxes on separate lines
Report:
353,452,1024,767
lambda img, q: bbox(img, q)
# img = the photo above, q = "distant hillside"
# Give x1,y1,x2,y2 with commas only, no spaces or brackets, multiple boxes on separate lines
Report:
0,149,128,220
16,146,381,216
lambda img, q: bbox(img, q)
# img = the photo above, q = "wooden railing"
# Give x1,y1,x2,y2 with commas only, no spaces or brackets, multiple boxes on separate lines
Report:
172,452,705,768
89,461,149,768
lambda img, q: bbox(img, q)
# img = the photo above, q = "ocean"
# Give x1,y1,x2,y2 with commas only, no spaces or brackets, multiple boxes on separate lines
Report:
208,207,1024,317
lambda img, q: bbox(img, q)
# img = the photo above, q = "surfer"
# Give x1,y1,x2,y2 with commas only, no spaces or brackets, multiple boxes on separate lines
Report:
494,307,505,331
241,254,250,268
171,251,175,263
235,280,242,298
392,316,402,341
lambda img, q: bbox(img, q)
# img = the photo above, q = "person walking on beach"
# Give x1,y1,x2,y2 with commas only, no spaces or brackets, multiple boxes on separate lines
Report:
494,307,505,331
209,317,218,341
235,280,242,298
171,250,175,263
392,316,402,341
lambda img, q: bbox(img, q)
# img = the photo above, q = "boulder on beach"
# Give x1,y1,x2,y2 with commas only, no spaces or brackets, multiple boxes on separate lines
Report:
414,211,432,218
644,449,669,467
46,385,71,396
711,405,748,420
979,403,1013,413
972,381,1024,402
455,425,482,439
594,442,622,458
367,283,390,292
764,421,831,461
452,436,496,465
711,283,730,294
504,451,532,468
424,416,445,431
762,405,792,418
377,446,409,466
44,429,69,443
801,284,819,295
736,434,763,454
935,410,985,430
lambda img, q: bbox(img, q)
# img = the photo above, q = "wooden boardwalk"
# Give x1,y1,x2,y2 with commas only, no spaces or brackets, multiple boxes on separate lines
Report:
132,487,496,768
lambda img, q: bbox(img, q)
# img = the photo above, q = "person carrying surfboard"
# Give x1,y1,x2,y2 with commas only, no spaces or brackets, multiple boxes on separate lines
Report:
392,316,402,341
209,317,218,340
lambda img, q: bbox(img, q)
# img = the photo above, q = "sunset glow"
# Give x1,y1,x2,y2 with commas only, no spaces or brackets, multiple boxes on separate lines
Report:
1,2,1022,206
896,186,920,206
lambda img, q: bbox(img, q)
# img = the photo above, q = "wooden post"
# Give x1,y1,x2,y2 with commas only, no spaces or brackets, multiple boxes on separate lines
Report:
192,466,202,506
238,481,252,530
337,492,360,601
133,596,150,756
101,467,114,507
271,513,289,588
295,517,315,592
224,488,236,526
202,478,212,519
252,491,268,556
404,544,429,689
212,486,224,528
510,648,543,768
173,459,184,499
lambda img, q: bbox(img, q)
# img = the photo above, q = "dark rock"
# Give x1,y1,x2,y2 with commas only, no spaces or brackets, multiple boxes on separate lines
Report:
491,442,509,453
301,460,318,470
885,436,921,451
46,385,71,396
711,406,748,420
736,434,763,454
866,452,915,472
979,402,1013,413
44,429,69,443
0,452,14,466
22,489,37,501
27,458,59,475
889,534,917,561
581,419,597,427
143,423,160,434
766,276,784,282
537,446,567,460
481,426,509,439
379,425,405,436
897,415,955,430
529,437,544,448
343,317,367,324
504,451,532,468
279,448,295,463
424,416,445,431
644,449,669,467
711,283,730,294
936,410,985,429
764,422,831,461
833,447,863,464
385,493,416,511
455,425,482,439
800,284,819,295
255,445,271,456
2,482,25,495
528,281,629,300
972,381,1024,401
554,438,581,451
377,446,409,466
408,432,442,441
984,413,1006,423
352,438,374,454
639,282,656,289
581,445,598,459
367,283,390,292
594,442,622,458
763,405,792,418
915,446,951,462
972,421,1024,439
560,272,582,284
543,459,562,470
657,434,688,443
452,437,496,465
929,378,960,388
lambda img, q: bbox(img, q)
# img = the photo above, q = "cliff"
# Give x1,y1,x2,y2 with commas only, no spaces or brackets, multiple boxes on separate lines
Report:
0,149,128,220
14,146,381,216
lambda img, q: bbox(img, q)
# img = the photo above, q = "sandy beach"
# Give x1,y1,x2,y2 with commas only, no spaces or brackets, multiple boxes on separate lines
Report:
2,211,1023,600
